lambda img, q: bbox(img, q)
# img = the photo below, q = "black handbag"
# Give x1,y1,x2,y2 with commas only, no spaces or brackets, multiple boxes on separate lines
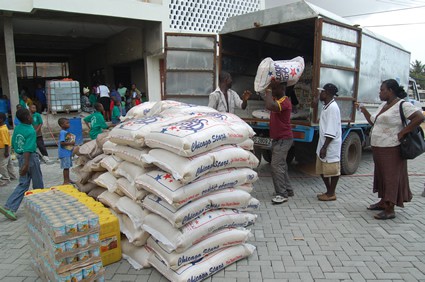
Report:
399,101,425,159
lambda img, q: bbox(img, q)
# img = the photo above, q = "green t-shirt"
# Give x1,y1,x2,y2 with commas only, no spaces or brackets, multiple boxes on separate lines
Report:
32,112,43,136
12,123,37,154
117,87,127,98
112,106,121,120
84,111,108,140
19,99,28,109
89,93,98,106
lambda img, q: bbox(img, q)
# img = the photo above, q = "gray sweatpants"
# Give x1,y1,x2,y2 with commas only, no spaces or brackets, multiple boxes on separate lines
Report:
270,138,293,197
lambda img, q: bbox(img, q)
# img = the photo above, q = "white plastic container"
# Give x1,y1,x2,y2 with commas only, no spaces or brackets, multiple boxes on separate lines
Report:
46,80,81,113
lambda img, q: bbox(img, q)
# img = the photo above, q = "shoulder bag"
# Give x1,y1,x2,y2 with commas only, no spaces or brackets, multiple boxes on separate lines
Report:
399,101,425,159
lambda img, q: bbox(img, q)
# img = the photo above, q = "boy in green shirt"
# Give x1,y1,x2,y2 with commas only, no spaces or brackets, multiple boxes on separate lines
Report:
30,104,49,163
111,99,121,125
0,108,44,220
84,103,109,140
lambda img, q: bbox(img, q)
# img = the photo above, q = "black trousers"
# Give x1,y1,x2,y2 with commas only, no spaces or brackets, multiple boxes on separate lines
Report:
36,136,48,157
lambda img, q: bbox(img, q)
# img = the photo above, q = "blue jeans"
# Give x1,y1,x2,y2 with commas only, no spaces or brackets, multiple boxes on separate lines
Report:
5,153,44,212
271,138,293,197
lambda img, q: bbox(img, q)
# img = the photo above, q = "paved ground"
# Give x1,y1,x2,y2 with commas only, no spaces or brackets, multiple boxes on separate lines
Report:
1,147,425,282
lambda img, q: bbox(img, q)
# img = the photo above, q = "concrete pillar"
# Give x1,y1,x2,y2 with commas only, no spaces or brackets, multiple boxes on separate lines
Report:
2,16,18,122
145,55,161,102
0,40,10,102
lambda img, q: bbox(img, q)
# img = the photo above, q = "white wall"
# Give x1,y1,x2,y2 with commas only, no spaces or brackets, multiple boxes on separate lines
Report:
0,0,168,22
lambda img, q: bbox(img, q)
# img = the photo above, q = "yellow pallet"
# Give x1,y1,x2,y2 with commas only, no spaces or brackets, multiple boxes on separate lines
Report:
26,185,122,266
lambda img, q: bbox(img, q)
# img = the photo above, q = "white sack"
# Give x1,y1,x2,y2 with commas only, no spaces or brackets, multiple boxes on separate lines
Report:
109,114,186,148
237,138,254,151
100,155,123,177
147,228,251,270
93,172,118,193
115,196,151,230
104,144,150,168
110,209,150,247
116,177,148,202
160,104,218,116
254,56,305,92
148,244,255,282
252,109,271,120
81,153,107,172
116,161,150,184
144,112,254,157
135,168,258,209
121,237,153,269
142,145,259,184
142,189,260,228
97,191,122,210
76,139,97,156
122,101,163,121
102,140,117,155
75,181,98,194
142,209,256,252
236,183,254,194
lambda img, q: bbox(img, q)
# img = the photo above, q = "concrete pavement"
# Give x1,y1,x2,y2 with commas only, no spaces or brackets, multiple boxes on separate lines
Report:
1,148,425,282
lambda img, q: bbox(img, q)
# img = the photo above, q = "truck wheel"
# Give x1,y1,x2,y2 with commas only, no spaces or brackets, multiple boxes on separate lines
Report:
262,149,272,163
341,132,362,175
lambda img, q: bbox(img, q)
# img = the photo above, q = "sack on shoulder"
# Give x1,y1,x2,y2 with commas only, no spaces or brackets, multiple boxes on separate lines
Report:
399,101,425,160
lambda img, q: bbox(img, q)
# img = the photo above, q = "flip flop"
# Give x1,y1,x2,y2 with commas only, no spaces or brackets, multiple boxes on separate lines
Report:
374,211,395,220
367,203,385,211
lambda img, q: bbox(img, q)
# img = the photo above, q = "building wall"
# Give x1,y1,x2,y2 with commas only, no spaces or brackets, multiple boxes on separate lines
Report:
1,0,266,103
164,0,265,34
107,28,144,66
0,0,167,22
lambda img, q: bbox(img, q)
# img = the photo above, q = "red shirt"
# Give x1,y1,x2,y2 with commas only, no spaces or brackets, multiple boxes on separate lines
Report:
269,96,293,140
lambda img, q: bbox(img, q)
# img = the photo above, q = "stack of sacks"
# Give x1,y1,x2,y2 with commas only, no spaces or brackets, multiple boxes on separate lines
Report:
96,142,153,267
81,100,261,281
129,102,260,281
95,103,167,269
73,133,110,198
97,101,211,269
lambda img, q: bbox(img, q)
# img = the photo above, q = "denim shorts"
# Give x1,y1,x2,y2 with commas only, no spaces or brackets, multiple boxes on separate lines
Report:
60,157,73,169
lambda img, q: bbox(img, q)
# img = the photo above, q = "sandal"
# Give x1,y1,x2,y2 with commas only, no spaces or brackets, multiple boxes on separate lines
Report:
374,211,395,220
367,203,385,211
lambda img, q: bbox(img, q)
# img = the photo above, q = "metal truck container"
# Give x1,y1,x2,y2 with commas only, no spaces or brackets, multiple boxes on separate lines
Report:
163,0,415,174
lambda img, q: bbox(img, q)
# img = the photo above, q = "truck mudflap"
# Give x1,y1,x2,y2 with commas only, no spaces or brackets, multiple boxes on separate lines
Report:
252,125,315,148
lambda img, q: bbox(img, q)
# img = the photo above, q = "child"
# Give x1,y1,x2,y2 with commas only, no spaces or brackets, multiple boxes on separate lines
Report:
111,99,121,125
30,104,50,163
0,108,44,221
58,118,75,185
14,104,22,127
0,113,17,186
84,103,109,140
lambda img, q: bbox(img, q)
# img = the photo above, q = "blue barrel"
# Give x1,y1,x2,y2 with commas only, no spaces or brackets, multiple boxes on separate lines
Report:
68,117,83,145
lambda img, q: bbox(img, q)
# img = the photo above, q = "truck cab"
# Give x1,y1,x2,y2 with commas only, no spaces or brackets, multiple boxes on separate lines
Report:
408,78,425,111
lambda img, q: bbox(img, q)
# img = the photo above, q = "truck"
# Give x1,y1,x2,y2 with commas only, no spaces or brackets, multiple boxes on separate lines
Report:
163,0,416,174
408,77,425,111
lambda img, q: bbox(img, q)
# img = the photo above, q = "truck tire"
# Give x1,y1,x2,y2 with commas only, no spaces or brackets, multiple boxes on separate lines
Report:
261,147,295,164
340,132,362,175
